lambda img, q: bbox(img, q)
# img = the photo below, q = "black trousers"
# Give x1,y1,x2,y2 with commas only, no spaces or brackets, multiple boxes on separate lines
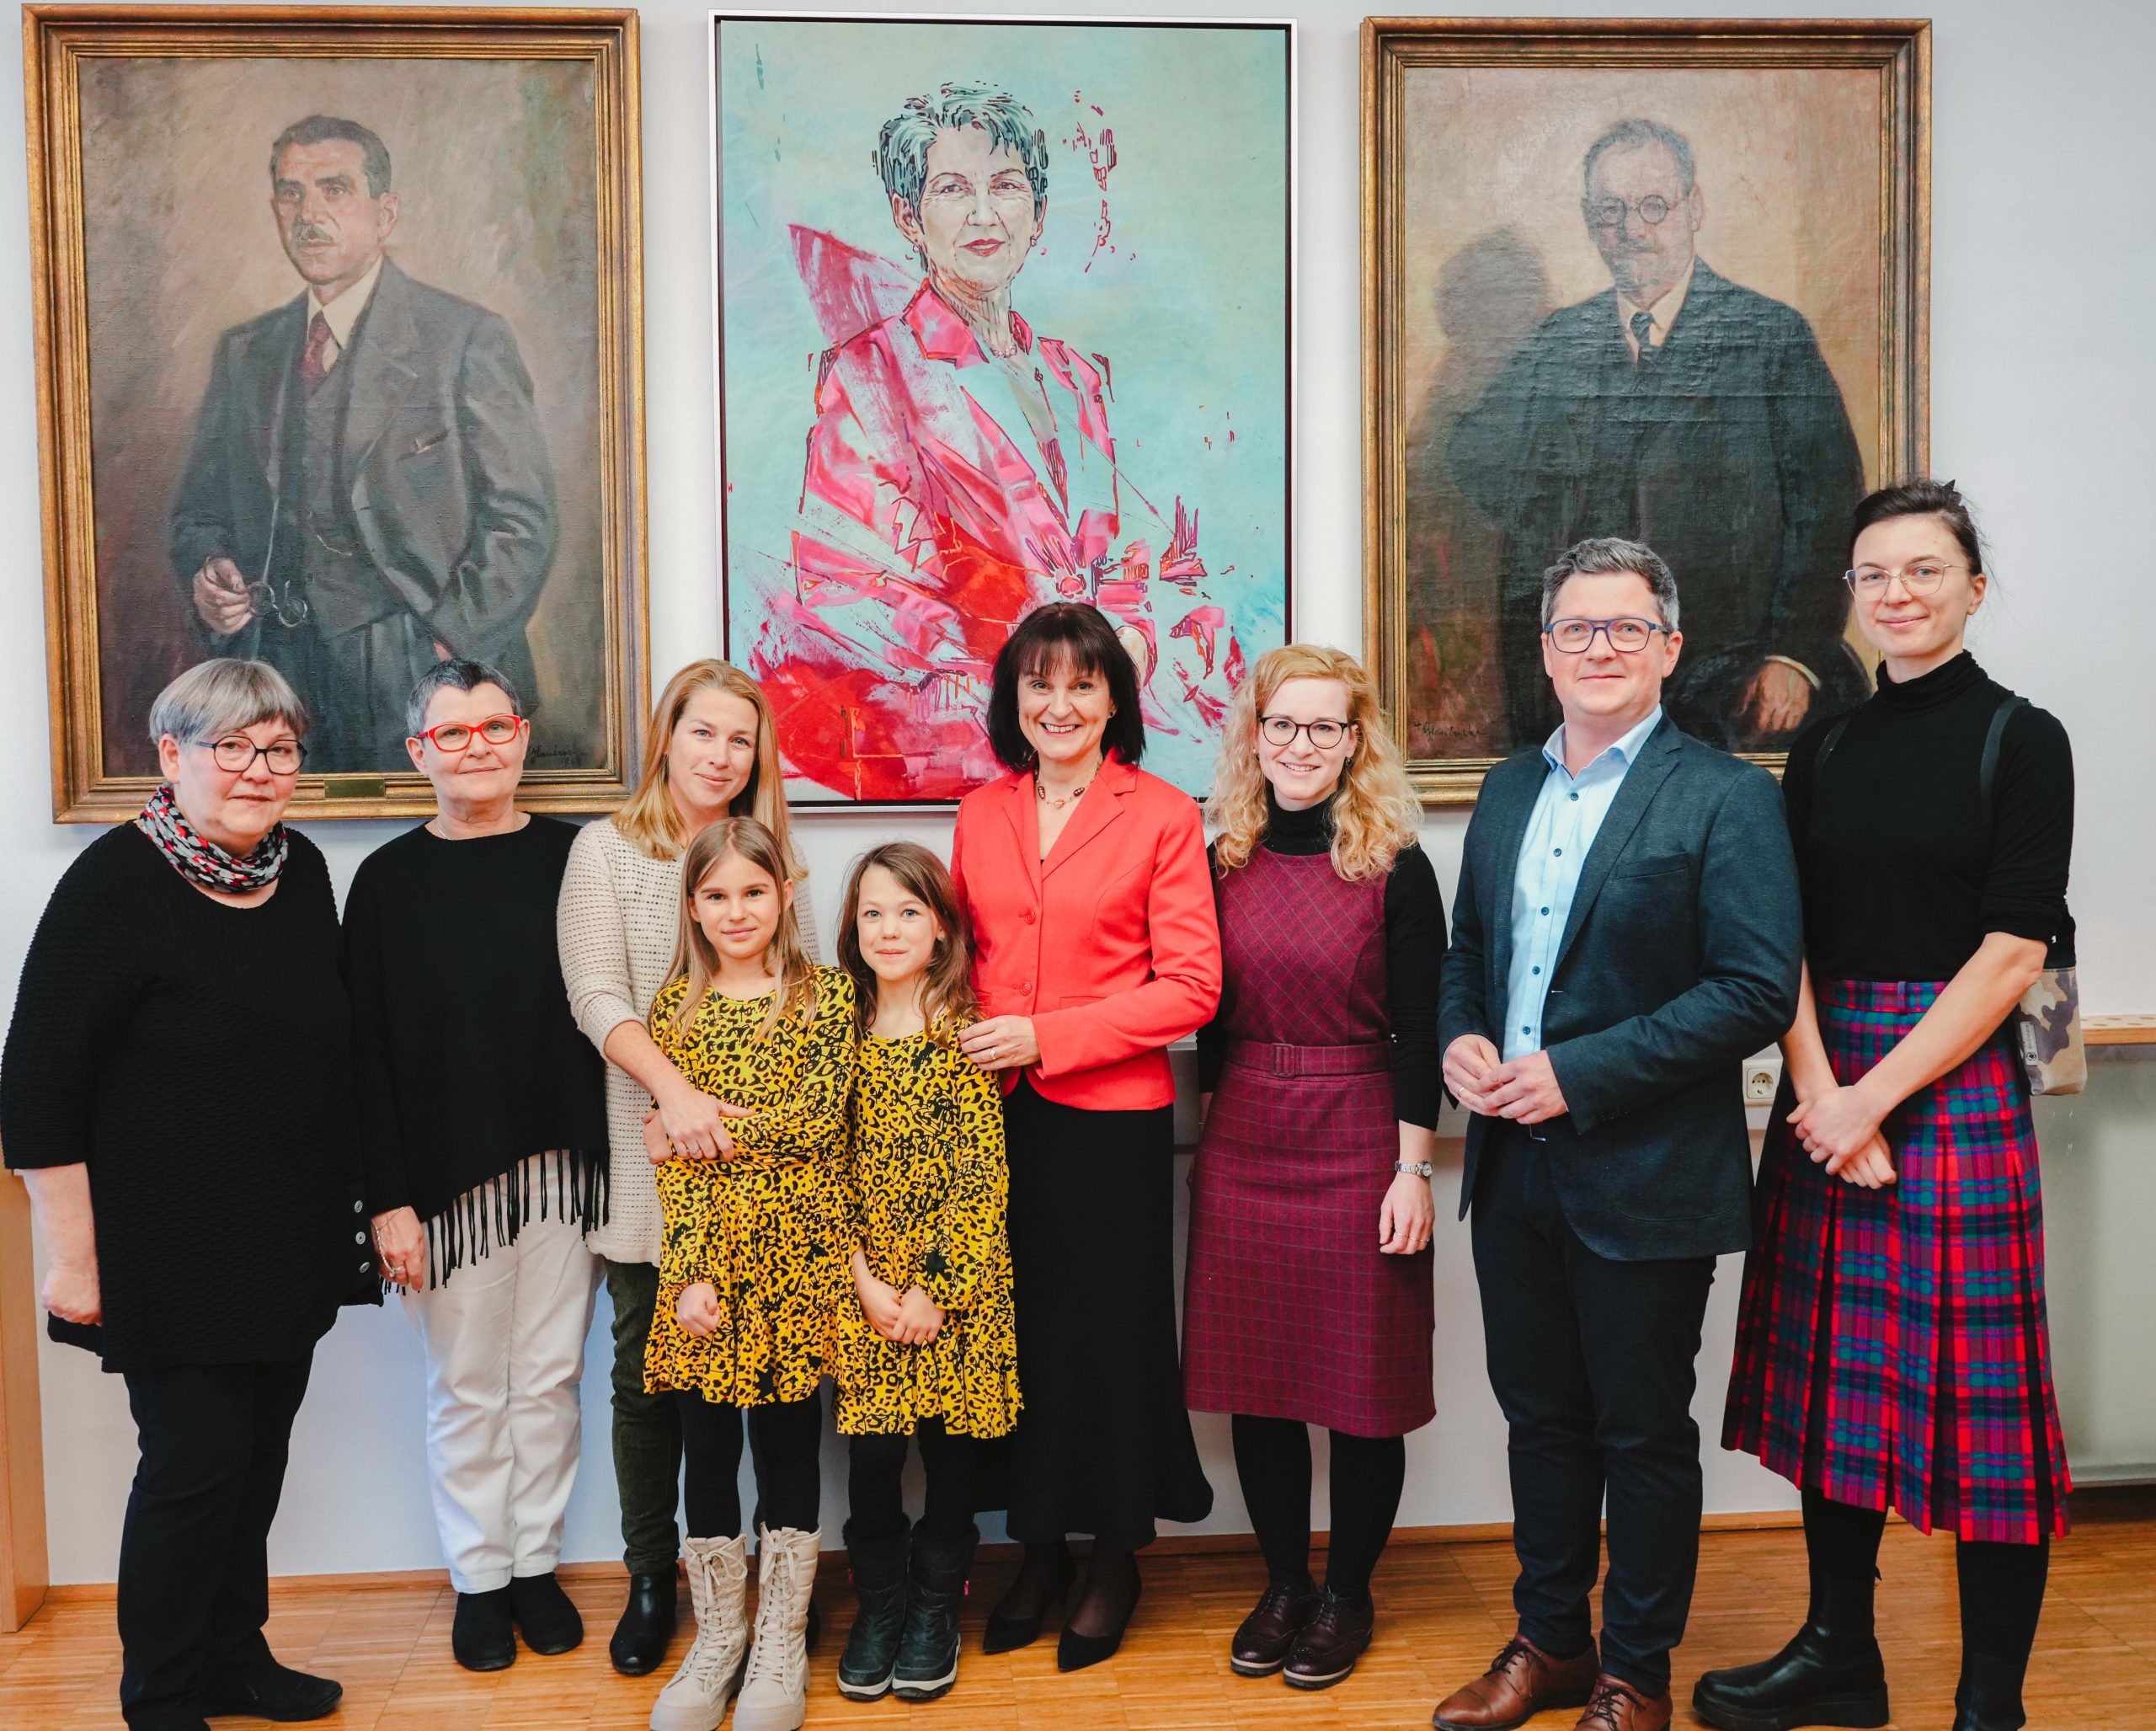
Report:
847,1418,979,1542
604,1258,681,1574
1471,1128,1715,1696
676,1390,824,1538
117,1354,314,1731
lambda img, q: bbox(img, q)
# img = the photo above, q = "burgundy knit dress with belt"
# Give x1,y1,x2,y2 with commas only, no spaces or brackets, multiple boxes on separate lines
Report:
1182,842,1437,1437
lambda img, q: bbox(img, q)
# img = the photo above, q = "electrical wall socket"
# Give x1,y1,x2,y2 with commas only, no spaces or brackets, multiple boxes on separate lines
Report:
1742,1051,1784,1106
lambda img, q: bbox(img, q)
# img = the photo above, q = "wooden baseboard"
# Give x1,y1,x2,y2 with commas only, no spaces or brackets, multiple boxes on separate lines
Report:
39,1507,1808,1602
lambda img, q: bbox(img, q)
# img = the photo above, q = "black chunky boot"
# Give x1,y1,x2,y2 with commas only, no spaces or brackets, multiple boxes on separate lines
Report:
1692,1573,1889,1731
836,1518,911,1701
893,1523,976,1702
608,1568,678,1676
1951,1652,2030,1731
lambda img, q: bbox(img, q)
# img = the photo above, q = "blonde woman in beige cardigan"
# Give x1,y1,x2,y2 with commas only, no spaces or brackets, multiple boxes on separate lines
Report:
558,660,820,1676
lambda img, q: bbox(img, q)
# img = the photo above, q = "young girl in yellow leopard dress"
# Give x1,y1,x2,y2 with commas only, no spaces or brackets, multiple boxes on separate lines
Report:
640,816,855,1731
831,842,1020,1707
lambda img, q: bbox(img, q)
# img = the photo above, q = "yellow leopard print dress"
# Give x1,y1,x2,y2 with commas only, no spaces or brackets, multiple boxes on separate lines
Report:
643,966,856,1407
835,1022,1021,1438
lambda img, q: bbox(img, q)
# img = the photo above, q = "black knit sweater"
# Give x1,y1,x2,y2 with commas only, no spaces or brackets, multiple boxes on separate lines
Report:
342,817,608,1285
1,825,373,1371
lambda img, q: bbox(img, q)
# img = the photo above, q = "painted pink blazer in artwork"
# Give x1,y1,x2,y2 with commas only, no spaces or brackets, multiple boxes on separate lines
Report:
751,242,1208,803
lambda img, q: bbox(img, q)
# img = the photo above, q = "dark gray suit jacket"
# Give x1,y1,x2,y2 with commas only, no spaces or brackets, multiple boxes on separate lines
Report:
168,256,556,695
1437,714,1803,1261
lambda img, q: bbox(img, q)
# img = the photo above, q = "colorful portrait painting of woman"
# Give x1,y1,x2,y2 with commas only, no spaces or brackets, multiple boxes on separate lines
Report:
713,16,1293,804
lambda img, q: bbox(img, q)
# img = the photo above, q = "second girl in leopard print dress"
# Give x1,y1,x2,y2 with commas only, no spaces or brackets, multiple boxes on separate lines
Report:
832,842,1020,1707
641,816,855,1731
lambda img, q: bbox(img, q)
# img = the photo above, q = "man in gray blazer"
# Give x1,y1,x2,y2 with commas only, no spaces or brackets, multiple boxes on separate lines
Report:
171,115,556,773
1430,537,1802,1731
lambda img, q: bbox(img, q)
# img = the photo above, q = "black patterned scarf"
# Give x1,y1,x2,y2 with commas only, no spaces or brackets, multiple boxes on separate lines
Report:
134,782,288,895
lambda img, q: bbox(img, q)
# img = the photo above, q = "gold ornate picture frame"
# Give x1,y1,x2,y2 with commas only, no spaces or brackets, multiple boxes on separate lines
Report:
1362,17,1929,804
25,5,647,820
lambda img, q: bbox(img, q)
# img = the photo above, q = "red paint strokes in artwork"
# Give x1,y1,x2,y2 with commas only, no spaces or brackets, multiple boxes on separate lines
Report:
1224,631,1247,692
1069,93,1120,273
1170,605,1227,676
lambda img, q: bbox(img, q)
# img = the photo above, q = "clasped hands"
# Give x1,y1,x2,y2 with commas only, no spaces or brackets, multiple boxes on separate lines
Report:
1444,1035,1569,1125
1787,1081,1897,1189
851,1247,946,1345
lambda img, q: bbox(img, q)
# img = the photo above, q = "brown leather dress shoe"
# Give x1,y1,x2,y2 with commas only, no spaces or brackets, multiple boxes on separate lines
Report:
1575,1674,1673,1731
1229,1579,1321,1677
1433,1633,1600,1729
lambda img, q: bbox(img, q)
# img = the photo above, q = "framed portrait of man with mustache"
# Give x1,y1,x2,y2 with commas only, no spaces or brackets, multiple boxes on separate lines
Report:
1363,19,1929,803
24,8,648,820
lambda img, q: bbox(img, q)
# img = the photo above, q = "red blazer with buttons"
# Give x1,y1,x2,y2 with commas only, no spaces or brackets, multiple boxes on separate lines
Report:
950,752,1222,1112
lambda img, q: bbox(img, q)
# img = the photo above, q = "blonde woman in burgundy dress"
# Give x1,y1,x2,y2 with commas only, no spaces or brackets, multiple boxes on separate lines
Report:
1184,644,1445,1691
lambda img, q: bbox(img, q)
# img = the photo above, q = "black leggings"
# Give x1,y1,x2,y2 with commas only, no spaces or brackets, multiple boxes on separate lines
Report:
846,1418,978,1542
1804,1487,2050,1664
1230,1414,1406,1601
676,1391,823,1538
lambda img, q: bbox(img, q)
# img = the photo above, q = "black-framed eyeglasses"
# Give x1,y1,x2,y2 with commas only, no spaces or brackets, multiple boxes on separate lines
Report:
1845,561,1963,596
1585,194,1677,230
196,735,307,775
414,713,525,753
1545,616,1668,654
1258,714,1354,750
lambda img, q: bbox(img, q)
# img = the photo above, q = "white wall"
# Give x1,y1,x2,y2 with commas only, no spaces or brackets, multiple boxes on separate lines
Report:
5,0,2154,1583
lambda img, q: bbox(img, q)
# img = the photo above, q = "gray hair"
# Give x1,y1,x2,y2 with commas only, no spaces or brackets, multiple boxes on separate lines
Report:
271,115,392,197
148,659,310,745
406,658,523,739
878,83,1049,222
1582,118,1696,196
1541,537,1681,632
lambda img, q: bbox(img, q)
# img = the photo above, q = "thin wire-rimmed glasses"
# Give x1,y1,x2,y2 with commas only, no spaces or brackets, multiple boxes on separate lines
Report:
414,714,525,753
1259,714,1354,750
197,735,307,775
1545,617,1668,654
1845,561,1963,597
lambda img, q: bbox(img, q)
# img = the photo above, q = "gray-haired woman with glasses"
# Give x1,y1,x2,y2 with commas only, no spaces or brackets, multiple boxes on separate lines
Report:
3,658,372,1731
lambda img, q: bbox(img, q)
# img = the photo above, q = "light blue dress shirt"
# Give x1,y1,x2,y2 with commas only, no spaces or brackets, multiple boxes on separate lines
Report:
1501,707,1665,1061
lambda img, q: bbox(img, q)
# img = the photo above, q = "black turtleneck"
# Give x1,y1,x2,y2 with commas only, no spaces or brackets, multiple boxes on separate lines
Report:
1782,651,2073,982
1196,792,1447,1126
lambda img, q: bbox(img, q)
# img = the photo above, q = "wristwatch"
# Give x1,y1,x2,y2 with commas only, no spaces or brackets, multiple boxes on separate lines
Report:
1394,1160,1434,1178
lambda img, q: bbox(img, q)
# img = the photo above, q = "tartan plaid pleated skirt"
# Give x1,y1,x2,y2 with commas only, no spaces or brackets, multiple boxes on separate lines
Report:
1722,978,2071,1541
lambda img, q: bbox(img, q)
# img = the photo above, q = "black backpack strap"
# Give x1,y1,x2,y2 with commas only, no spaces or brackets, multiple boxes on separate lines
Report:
1979,695,2026,829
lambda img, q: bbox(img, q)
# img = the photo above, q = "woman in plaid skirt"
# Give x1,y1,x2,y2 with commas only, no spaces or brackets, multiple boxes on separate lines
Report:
1705,481,2074,1731
1183,645,1444,1691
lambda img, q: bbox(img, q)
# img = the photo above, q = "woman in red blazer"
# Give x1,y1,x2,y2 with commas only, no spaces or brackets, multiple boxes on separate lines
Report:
950,603,1221,1671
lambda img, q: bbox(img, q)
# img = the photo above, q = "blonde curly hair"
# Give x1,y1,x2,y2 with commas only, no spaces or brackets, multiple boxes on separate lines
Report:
1208,644,1422,882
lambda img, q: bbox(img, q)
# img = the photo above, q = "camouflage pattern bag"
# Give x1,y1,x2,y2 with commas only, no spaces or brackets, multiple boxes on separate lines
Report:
2015,964,2085,1096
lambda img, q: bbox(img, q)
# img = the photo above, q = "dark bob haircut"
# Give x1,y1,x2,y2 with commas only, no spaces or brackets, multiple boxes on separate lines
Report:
985,603,1146,772
1848,477,1986,574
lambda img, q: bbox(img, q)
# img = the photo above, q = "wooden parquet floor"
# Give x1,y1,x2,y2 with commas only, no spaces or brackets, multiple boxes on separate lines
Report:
4,1492,2152,1730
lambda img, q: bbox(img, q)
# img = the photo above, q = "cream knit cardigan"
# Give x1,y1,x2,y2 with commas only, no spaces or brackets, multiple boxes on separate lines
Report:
557,816,821,1265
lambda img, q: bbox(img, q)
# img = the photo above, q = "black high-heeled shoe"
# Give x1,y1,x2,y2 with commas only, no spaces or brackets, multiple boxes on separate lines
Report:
1057,1574,1142,1673
983,1544,1076,1654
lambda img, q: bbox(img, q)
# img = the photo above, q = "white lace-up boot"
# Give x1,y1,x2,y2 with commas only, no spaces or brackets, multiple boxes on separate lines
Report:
733,1525,820,1731
648,1534,748,1731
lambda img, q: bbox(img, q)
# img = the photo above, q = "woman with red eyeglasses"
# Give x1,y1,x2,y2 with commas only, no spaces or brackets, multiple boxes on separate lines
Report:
341,657,610,1672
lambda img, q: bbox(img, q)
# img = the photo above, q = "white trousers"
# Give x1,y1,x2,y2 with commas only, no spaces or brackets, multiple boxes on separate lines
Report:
402,1167,601,1593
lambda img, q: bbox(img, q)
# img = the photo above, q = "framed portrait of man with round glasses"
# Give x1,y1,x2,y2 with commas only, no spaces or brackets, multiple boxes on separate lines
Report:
1362,18,1929,802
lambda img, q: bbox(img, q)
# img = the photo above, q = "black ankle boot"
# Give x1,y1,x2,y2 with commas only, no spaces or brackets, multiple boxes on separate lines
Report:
836,1518,911,1701
1692,1573,1889,1731
607,1568,678,1676
894,1523,976,1702
1952,1652,2030,1731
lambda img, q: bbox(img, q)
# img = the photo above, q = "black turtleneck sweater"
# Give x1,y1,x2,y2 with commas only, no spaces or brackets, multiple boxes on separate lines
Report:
1196,793,1446,1126
1782,651,2073,982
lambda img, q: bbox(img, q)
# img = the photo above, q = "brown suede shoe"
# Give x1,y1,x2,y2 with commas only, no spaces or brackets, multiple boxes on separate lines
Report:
1575,1674,1672,1731
1432,1633,1600,1729
1229,1579,1321,1677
